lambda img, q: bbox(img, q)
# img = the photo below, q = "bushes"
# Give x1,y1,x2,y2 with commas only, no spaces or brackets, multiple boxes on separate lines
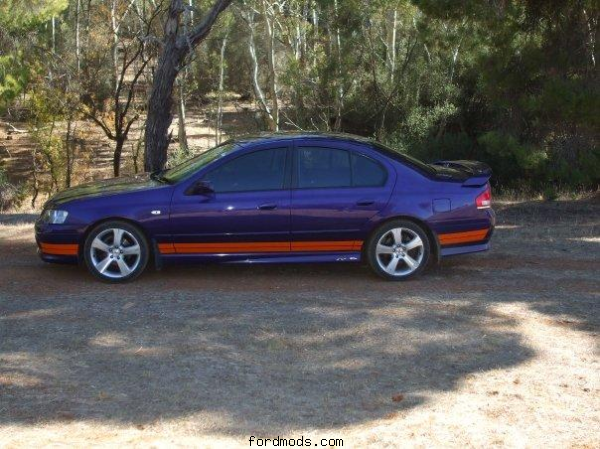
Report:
0,166,26,211
384,129,599,193
477,131,546,188
544,133,600,189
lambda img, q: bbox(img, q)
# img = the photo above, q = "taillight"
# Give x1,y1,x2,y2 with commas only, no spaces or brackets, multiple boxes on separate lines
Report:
476,185,492,209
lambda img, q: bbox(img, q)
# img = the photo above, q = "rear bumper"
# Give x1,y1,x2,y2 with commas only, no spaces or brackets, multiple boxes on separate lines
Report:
439,221,494,258
434,208,495,258
440,241,490,257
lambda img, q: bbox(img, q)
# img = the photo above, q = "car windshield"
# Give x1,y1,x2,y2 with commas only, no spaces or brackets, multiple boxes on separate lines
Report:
162,142,237,183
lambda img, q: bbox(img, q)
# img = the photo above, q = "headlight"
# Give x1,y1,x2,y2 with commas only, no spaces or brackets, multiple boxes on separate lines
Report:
41,209,69,224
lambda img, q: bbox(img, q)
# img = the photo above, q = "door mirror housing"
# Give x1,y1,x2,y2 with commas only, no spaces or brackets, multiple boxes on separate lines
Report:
186,180,215,196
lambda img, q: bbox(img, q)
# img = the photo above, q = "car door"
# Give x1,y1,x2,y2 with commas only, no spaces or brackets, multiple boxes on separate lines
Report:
290,141,394,251
169,144,291,255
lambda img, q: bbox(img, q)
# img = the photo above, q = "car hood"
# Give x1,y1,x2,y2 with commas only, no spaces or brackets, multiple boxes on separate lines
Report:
45,173,164,207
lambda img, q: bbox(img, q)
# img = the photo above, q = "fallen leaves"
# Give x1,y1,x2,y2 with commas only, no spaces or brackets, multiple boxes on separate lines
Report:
392,393,404,402
56,411,75,421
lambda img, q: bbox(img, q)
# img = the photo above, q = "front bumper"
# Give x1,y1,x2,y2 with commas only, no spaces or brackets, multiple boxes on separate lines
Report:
35,220,82,264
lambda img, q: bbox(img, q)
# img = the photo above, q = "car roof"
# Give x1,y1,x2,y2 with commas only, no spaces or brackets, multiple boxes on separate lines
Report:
224,131,437,177
227,131,377,148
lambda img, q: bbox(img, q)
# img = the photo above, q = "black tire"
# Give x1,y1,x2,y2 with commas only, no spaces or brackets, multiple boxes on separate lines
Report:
83,220,149,283
366,219,431,281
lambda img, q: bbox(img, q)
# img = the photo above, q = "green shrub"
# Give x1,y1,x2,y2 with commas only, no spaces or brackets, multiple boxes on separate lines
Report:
477,131,547,188
543,133,600,189
542,185,558,201
0,166,27,211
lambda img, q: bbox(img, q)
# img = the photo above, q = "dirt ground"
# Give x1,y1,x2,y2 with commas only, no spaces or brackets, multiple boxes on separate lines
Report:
0,199,599,448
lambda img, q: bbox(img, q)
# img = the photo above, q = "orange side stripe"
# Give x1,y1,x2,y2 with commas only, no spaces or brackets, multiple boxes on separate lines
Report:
157,241,364,254
39,243,79,256
174,242,290,254
438,228,489,246
158,243,176,254
291,240,361,252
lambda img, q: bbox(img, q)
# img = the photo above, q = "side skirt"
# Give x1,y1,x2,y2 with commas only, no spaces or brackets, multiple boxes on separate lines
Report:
160,252,362,265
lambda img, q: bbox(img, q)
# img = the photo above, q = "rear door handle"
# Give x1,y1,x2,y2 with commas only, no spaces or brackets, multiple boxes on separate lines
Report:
258,203,278,210
356,199,375,206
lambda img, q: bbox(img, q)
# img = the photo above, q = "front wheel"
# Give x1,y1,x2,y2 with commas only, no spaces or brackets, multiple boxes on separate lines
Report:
83,221,149,283
366,220,431,281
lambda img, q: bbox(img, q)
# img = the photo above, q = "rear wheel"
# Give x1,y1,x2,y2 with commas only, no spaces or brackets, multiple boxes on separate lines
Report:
366,220,430,281
84,221,149,283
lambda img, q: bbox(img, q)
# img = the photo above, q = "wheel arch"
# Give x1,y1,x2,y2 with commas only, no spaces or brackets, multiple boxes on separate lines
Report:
79,217,154,263
364,215,441,264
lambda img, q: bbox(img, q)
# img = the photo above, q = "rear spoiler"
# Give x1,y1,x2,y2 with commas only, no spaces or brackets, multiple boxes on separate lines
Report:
431,160,492,186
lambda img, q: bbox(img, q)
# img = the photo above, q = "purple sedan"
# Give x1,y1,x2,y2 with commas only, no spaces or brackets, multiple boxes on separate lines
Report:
35,132,495,282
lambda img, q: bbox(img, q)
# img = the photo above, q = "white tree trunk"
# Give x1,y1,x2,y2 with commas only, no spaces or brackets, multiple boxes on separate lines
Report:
216,33,229,144
76,0,81,75
262,0,279,131
246,10,276,130
51,16,56,53
390,9,397,82
177,78,188,152
110,0,119,95
333,0,343,131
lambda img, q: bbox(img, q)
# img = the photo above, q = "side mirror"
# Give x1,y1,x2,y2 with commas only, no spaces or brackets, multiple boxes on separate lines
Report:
186,180,215,196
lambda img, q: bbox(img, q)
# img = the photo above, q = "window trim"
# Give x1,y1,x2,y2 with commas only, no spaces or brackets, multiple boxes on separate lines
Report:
198,146,291,194
292,145,389,190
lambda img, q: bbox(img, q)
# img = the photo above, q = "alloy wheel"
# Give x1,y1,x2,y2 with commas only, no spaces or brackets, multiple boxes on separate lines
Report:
90,228,141,279
375,227,424,277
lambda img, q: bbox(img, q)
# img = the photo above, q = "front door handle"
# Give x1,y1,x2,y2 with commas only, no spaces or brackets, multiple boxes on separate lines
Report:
258,203,278,210
356,199,375,206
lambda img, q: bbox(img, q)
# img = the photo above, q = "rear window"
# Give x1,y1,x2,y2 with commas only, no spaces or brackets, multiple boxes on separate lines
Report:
371,142,435,175
352,153,387,187
297,147,388,188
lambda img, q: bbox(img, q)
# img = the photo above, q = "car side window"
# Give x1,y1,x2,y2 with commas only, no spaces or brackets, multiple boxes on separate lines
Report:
203,148,287,193
351,153,387,187
297,147,351,188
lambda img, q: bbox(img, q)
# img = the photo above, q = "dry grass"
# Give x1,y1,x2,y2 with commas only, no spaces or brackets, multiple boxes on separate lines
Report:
0,201,599,448
495,188,599,203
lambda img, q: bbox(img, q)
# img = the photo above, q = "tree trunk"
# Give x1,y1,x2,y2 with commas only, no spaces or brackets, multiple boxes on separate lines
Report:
389,9,397,82
333,0,343,131
65,116,74,187
114,137,125,177
144,0,233,173
177,77,188,153
263,0,279,131
144,45,183,172
75,0,81,75
51,16,56,53
31,148,39,208
216,33,229,144
246,10,276,130
110,0,119,95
